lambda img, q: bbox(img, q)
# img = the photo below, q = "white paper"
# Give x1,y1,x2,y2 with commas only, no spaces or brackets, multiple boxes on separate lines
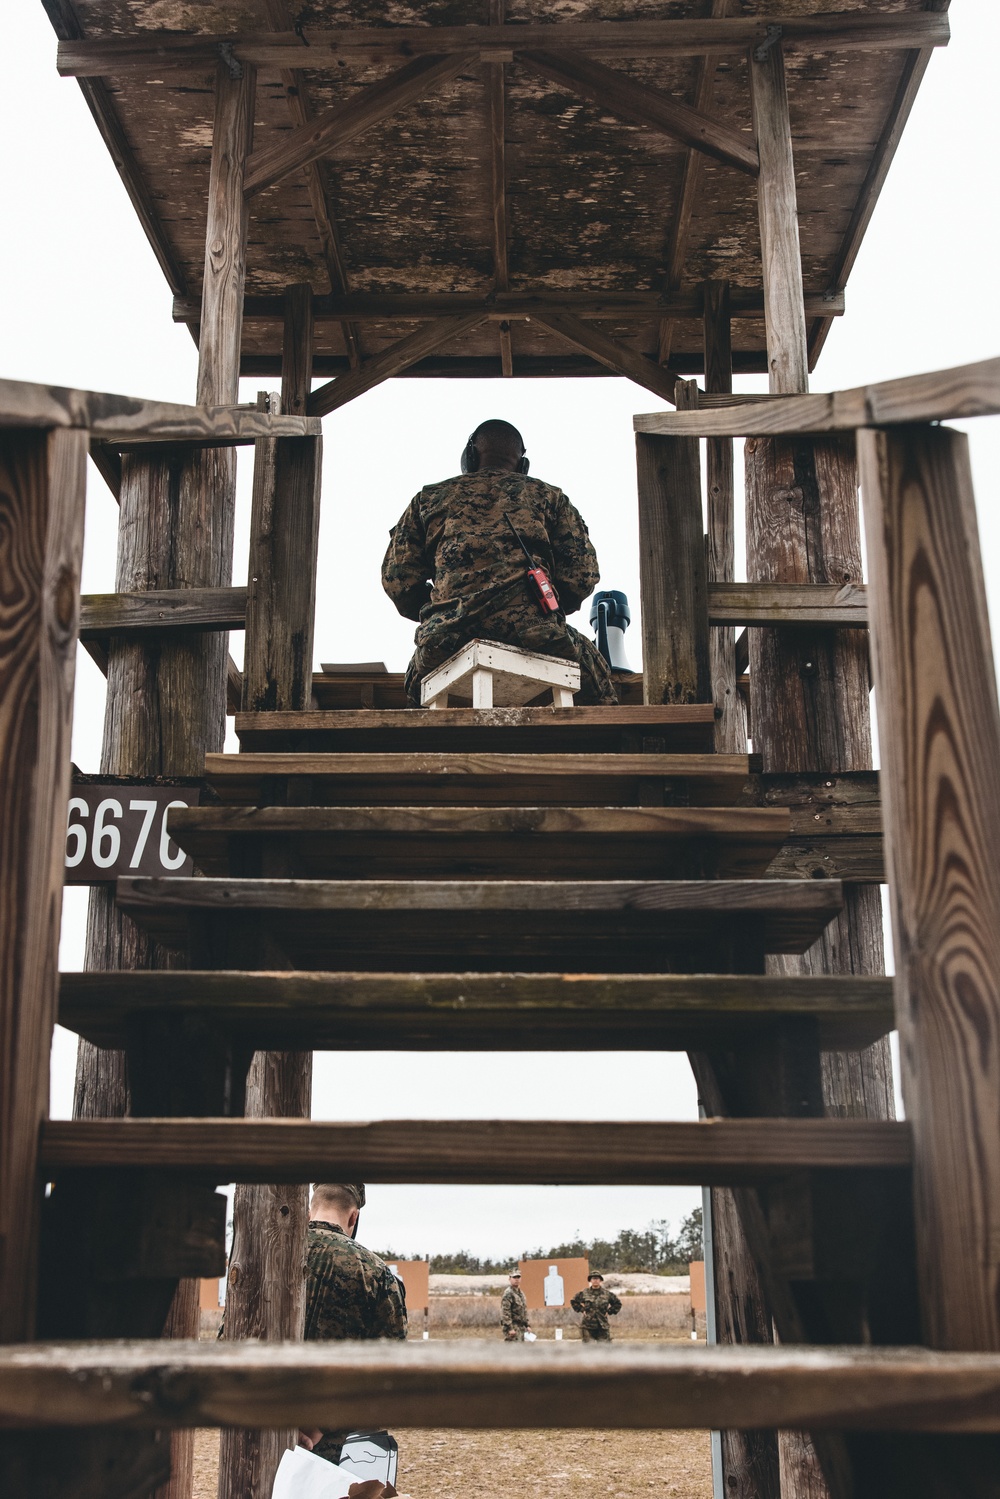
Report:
271,1445,361,1499
523,1330,538,1342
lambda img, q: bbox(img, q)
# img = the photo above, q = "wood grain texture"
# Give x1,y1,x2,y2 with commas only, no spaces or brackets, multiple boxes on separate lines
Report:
633,359,1000,438
197,62,256,410
522,51,758,175
708,582,868,627
39,1117,911,1184
750,40,808,395
0,428,86,1340
0,378,319,442
79,586,247,639
746,433,893,1121
57,15,952,73
531,311,678,402
151,1278,199,1499
308,315,486,417
244,54,474,197
59,970,895,1055
636,433,710,706
859,423,1000,1351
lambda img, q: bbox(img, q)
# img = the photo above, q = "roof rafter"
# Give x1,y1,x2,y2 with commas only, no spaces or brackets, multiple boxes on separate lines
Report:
244,53,476,198
522,51,758,177
488,0,512,377
530,311,678,404
57,15,951,75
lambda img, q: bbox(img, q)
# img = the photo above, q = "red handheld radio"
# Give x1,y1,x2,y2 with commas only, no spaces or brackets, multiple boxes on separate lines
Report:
504,512,561,615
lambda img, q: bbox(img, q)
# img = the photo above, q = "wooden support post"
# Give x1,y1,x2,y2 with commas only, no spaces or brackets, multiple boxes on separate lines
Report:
0,426,86,1341
859,424,1000,1352
635,432,709,706
243,287,322,713
749,37,808,395
72,59,256,1499
703,279,746,756
221,288,318,1499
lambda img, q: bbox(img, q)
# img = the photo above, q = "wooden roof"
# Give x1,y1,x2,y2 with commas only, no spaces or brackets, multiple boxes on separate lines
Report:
44,1,948,384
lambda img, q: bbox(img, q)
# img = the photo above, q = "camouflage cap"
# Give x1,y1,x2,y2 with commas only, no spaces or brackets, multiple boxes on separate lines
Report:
588,1271,604,1281
314,1182,366,1209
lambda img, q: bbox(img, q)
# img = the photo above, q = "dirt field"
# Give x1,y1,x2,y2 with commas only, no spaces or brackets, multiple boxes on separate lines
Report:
193,1423,712,1499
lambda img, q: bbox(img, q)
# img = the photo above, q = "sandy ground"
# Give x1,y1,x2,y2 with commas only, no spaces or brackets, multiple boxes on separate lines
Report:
193,1424,712,1499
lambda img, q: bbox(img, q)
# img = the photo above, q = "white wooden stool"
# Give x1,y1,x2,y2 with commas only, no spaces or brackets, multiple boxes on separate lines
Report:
420,639,581,709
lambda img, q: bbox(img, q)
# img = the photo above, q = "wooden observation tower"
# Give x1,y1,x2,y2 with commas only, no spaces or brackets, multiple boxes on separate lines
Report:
4,2,1000,1497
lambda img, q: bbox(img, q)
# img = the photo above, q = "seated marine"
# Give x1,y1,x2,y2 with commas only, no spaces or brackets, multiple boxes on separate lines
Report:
381,418,617,707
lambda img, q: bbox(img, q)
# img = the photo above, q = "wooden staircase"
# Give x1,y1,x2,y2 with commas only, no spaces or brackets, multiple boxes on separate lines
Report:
6,365,1000,1499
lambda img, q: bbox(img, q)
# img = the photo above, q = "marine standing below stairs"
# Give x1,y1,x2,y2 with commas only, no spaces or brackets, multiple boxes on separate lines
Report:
571,1272,622,1342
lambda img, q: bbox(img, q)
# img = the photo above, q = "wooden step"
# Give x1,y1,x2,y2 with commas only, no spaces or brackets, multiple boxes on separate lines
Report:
202,751,759,807
114,877,844,969
58,971,895,1052
4,1340,997,1434
167,804,791,880
310,669,647,711
235,704,716,754
39,1117,911,1184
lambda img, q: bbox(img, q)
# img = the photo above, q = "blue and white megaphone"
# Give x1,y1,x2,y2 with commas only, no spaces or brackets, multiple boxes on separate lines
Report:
590,589,632,671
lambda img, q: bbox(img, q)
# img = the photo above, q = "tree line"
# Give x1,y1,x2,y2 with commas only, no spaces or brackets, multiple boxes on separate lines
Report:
380,1209,703,1275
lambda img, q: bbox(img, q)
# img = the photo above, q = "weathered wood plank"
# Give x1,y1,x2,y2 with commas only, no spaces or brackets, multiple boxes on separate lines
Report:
859,423,1000,1352
307,315,486,417
56,15,952,74
176,290,845,324
243,293,322,713
79,587,247,639
523,52,758,175
197,62,256,409
59,971,896,1054
750,39,808,394
244,54,474,198
636,433,710,705
708,583,868,627
38,1117,911,1184
0,428,87,1340
0,379,320,442
633,358,1000,438
530,311,679,402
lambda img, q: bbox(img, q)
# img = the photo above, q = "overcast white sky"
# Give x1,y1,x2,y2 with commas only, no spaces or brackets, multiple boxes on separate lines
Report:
4,2,999,1258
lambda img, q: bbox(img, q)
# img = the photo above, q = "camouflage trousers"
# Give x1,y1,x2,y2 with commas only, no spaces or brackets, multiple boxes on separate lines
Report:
581,1325,612,1342
503,1327,526,1341
406,612,618,708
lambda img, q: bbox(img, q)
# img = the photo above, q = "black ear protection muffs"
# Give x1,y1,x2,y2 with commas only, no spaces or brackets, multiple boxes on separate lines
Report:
461,424,530,475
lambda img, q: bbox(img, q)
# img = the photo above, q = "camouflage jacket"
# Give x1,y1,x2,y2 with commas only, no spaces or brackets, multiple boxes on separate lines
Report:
304,1221,408,1342
381,470,601,675
500,1284,529,1332
570,1286,623,1330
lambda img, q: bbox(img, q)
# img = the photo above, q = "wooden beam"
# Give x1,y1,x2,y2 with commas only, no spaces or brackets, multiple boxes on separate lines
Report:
261,0,362,370
531,310,678,402
859,422,1000,1351
633,357,1000,437
243,291,322,713
636,432,710,706
750,38,808,393
0,427,87,1341
307,315,486,416
176,290,845,323
523,51,758,176
79,587,247,639
658,0,730,369
708,583,868,627
488,0,513,377
0,379,320,443
39,1117,911,1183
56,15,952,74
59,971,894,1054
198,62,256,407
244,54,474,198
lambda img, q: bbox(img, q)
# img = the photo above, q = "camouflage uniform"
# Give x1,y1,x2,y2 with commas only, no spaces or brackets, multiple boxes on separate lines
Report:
570,1285,623,1342
305,1220,407,1462
382,470,618,707
500,1283,530,1341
